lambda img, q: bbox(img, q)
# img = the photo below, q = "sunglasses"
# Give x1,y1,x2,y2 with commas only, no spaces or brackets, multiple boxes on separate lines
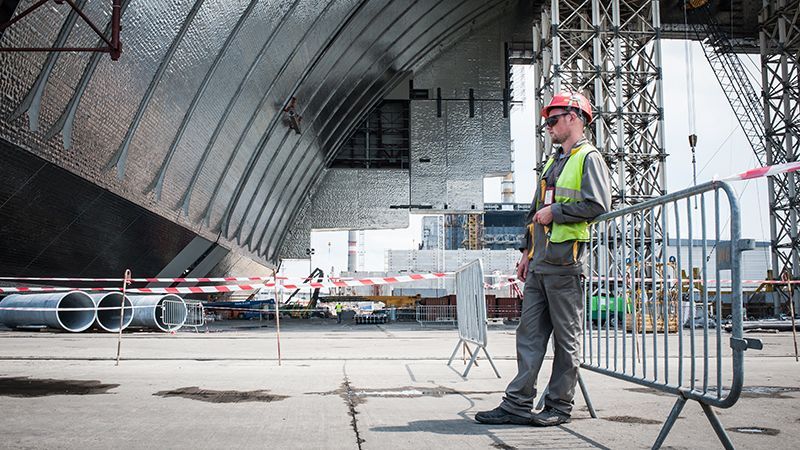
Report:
544,112,572,128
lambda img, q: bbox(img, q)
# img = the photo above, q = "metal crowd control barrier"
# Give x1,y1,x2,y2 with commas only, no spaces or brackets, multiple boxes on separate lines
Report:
161,298,188,331
583,180,762,449
415,305,457,326
447,259,500,378
182,300,205,332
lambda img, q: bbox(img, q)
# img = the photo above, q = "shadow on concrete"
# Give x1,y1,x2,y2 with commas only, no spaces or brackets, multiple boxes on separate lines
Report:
371,418,494,435
370,417,610,449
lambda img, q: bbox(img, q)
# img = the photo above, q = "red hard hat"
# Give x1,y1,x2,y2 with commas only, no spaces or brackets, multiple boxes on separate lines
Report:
541,91,593,123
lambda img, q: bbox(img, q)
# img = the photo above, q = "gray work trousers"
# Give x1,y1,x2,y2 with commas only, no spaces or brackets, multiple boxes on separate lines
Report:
500,271,584,417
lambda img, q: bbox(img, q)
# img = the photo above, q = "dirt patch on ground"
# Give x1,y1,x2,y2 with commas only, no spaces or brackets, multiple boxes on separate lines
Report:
738,386,800,399
0,376,118,397
603,415,662,425
727,427,780,436
153,387,288,403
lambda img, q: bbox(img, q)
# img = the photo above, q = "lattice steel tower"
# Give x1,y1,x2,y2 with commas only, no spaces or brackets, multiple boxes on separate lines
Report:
533,0,666,205
531,0,667,275
760,0,800,308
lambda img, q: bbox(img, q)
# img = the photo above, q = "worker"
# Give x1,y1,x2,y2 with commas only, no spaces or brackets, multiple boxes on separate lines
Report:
476,92,611,426
335,302,343,323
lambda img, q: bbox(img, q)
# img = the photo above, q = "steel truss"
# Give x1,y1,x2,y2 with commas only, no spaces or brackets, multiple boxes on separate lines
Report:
760,0,800,309
532,0,667,278
533,0,666,204
0,0,122,60
690,4,768,166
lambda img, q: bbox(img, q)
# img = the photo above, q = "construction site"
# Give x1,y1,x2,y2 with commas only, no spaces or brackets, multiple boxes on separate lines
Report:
0,0,799,448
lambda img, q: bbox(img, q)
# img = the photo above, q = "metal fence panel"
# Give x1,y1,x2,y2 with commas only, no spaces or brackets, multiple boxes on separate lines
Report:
455,259,487,346
161,299,188,330
582,180,761,448
447,259,499,378
182,300,205,329
415,305,457,326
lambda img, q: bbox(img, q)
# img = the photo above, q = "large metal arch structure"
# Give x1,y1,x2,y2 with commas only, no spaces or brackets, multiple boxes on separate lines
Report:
0,0,795,293
0,0,521,271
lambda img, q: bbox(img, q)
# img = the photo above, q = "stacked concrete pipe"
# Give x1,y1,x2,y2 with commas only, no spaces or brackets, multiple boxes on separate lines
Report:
88,293,133,332
128,295,187,332
0,292,96,332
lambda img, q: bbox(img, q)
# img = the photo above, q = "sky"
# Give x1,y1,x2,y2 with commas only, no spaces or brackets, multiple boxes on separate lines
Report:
281,40,772,278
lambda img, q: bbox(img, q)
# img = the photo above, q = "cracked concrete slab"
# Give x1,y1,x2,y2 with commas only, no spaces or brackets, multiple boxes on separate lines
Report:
0,321,797,449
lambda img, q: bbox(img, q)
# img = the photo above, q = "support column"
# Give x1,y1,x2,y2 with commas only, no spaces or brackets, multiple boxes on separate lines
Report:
348,230,358,273
760,0,800,311
533,0,666,205
533,0,667,284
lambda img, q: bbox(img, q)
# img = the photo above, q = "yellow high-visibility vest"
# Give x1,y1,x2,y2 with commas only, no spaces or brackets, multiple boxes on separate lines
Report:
537,143,596,243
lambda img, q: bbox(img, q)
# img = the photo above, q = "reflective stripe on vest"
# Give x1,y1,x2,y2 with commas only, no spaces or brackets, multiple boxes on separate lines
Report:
539,143,596,243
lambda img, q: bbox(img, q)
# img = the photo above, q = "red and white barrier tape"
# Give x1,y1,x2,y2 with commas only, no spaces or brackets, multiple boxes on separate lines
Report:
717,160,800,182
0,273,455,284
0,273,449,294
2,274,793,295
0,276,290,283
280,273,447,289
0,285,270,294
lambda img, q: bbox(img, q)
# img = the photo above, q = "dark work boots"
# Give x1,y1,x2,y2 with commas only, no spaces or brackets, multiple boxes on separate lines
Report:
474,406,532,425
531,406,571,426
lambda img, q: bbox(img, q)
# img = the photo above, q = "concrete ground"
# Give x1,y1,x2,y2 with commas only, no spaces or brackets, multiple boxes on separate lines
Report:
0,319,798,449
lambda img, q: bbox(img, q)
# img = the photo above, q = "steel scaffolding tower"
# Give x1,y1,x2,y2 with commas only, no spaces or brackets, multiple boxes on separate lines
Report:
760,0,800,309
532,0,667,279
532,0,666,207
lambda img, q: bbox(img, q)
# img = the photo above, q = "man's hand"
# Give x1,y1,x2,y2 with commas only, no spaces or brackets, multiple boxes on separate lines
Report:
533,205,553,225
516,253,530,282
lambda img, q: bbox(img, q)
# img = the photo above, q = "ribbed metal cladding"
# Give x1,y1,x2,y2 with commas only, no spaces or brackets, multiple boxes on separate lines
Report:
0,0,521,267
276,0,519,259
280,168,411,259
268,0,518,260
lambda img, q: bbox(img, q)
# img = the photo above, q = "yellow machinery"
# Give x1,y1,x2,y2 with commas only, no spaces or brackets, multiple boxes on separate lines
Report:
362,295,419,308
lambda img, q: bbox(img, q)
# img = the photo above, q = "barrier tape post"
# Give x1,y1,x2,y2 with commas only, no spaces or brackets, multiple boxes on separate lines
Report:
115,269,131,366
783,271,799,362
273,269,282,366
